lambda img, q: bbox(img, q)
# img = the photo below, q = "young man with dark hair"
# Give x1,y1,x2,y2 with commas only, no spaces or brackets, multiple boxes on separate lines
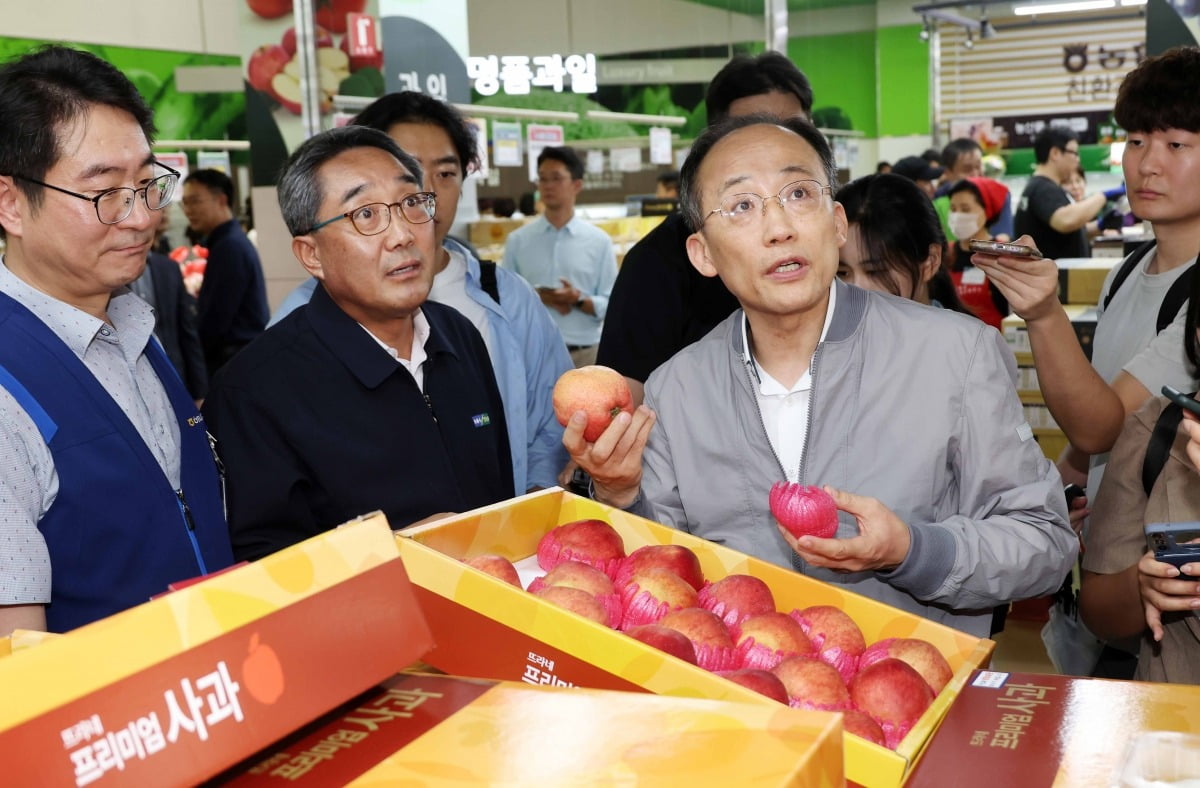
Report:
203,126,513,561
976,46,1200,676
596,53,814,407
503,145,617,367
0,46,233,634
1013,127,1117,260
182,168,268,375
569,114,1074,636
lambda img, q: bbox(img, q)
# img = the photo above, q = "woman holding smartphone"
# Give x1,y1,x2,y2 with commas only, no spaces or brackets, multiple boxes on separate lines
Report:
1079,275,1200,684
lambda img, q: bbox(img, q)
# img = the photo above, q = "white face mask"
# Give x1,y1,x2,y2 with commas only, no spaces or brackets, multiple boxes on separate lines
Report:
949,211,983,240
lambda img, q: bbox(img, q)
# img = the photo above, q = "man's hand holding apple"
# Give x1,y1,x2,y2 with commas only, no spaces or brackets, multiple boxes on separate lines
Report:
563,405,656,510
1136,548,1200,642
777,488,912,573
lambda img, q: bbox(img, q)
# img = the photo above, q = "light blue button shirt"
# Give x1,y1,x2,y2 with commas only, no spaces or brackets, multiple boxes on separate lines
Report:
502,215,619,347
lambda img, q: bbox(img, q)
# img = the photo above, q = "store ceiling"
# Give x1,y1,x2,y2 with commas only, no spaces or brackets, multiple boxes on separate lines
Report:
681,0,876,14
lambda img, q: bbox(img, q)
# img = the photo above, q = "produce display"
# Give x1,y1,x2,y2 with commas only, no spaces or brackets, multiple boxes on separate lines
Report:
458,515,957,751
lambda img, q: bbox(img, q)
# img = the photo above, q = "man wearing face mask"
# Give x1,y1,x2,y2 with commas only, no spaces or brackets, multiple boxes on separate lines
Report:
945,177,1012,329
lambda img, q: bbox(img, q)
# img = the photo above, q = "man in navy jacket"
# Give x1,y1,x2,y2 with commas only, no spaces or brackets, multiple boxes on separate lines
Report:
204,126,513,560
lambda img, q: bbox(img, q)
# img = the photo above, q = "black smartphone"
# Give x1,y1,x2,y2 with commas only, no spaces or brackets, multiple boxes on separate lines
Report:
1064,483,1086,506
1145,521,1200,579
968,239,1043,259
1162,385,1200,418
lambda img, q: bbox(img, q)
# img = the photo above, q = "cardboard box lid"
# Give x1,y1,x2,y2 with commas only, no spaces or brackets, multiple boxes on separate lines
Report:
0,513,433,786
907,670,1200,787
224,673,844,787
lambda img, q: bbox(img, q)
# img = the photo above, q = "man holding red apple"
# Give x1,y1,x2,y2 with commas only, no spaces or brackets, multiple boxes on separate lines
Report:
566,114,1076,638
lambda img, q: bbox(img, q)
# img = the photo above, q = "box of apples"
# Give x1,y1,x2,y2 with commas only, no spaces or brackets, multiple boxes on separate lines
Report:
396,489,995,788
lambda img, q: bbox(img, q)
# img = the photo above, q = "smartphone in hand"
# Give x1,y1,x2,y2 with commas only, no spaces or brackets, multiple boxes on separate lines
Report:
968,239,1043,259
1162,385,1200,418
1145,521,1200,579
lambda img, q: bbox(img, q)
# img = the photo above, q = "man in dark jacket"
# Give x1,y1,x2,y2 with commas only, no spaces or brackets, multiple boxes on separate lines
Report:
181,168,268,376
204,126,513,561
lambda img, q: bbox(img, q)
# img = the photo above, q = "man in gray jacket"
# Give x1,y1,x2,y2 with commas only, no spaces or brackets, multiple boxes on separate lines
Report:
566,114,1076,638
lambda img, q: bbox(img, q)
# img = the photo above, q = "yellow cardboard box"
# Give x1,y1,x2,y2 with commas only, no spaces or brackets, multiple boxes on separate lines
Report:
226,673,843,786
0,513,433,786
467,218,525,248
396,489,994,788
1055,257,1118,306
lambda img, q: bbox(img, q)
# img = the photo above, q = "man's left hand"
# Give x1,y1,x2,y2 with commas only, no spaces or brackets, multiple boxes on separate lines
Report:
777,487,912,572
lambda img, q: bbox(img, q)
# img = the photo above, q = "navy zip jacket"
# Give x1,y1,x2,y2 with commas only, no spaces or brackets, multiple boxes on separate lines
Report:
203,284,514,561
0,292,233,632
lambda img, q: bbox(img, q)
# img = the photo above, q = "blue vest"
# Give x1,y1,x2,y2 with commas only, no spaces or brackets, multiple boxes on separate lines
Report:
0,292,233,632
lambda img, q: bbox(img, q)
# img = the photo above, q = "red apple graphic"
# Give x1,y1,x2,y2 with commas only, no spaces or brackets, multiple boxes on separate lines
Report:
246,44,290,95
242,633,285,705
315,0,367,34
246,0,291,19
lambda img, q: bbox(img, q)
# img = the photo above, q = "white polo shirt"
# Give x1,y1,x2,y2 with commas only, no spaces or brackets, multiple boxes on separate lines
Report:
743,282,837,483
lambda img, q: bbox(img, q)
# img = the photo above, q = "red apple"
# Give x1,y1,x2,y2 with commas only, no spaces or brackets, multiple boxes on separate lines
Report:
615,544,704,591
859,637,953,695
772,656,851,711
247,44,290,94
463,554,521,587
733,612,815,670
315,0,367,34
849,658,935,750
716,669,789,704
529,560,622,628
626,624,697,665
843,709,886,747
552,365,634,442
770,482,839,539
536,519,625,577
534,585,608,626
281,24,334,57
619,567,699,630
659,607,738,672
698,574,776,627
339,31,384,71
789,605,866,682
530,560,614,597
247,0,291,20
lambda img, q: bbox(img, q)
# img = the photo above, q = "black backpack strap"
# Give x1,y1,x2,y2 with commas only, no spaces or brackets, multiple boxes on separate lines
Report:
1142,399,1187,497
478,260,501,305
1157,264,1195,333
1103,240,1157,311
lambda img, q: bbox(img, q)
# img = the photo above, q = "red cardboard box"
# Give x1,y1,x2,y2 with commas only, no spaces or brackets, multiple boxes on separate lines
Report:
907,669,1200,787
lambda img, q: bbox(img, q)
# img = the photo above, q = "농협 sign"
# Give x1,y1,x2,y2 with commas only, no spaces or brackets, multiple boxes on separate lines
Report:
468,54,597,96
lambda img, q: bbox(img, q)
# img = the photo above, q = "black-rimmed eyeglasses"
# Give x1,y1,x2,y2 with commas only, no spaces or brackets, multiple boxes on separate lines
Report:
305,192,437,236
11,163,181,225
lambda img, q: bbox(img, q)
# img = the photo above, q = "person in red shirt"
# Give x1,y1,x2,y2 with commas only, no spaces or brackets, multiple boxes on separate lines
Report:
946,176,1012,329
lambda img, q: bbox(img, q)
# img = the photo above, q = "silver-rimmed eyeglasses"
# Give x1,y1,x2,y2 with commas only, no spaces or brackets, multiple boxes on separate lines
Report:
700,179,833,228
306,192,437,236
12,163,181,225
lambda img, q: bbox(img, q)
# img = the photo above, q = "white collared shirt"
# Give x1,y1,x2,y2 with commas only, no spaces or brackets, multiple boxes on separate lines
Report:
360,309,432,390
743,282,837,482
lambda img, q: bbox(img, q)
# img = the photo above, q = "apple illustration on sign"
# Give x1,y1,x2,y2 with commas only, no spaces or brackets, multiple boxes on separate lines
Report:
552,365,634,442
242,632,285,705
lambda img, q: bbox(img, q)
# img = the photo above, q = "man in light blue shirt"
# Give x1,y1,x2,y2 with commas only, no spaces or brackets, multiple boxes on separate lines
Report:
503,146,619,367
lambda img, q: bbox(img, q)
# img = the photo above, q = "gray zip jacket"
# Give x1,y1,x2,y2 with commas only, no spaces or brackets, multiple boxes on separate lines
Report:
629,280,1076,638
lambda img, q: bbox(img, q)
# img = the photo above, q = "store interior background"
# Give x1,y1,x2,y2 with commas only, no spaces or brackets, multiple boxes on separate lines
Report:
3,0,1153,311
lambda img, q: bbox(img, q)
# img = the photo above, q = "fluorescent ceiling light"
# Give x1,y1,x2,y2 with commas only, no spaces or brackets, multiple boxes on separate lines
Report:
1120,0,1147,5
1013,0,1116,14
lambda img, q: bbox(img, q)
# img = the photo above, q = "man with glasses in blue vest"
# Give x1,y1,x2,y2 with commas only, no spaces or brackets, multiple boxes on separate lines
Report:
203,126,513,561
0,46,233,634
